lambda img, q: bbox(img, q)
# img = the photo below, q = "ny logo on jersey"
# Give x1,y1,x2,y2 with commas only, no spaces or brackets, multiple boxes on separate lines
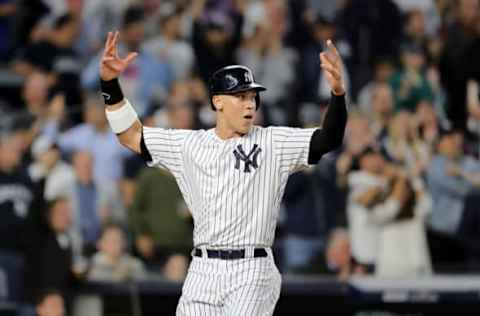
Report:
233,144,261,173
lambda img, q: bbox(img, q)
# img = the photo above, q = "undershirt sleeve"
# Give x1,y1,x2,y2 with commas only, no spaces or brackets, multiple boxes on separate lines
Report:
307,93,348,164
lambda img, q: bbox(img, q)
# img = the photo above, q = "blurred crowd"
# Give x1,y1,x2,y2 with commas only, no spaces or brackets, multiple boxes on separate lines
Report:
0,0,479,314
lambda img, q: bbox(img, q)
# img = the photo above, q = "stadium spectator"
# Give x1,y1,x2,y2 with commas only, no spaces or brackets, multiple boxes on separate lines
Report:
49,96,132,189
322,228,352,281
12,13,83,114
346,146,399,274
28,135,75,201
24,197,79,307
375,176,433,277
392,0,441,37
281,168,326,274
439,0,480,131
71,150,122,254
389,43,433,112
415,100,442,147
189,75,214,128
19,72,50,118
189,0,245,82
401,9,431,56
336,115,376,190
425,128,480,271
381,111,431,177
360,83,395,142
357,59,396,115
30,0,99,63
0,130,35,302
143,8,195,81
458,190,480,271
298,14,351,106
81,0,132,58
88,223,146,282
335,0,403,97
82,5,172,117
237,0,297,125
18,74,69,146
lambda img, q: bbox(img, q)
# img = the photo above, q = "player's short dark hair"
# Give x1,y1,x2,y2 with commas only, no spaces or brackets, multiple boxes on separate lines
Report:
35,288,63,306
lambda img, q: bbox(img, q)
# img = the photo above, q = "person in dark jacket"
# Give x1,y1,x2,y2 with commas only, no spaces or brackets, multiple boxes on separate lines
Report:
458,190,480,271
24,197,77,307
0,131,36,302
190,0,244,82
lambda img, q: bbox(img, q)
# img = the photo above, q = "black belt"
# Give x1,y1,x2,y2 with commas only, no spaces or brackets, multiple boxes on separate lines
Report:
193,248,267,260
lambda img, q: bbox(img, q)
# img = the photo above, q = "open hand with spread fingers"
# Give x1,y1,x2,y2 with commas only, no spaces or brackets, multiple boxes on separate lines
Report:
100,31,138,81
320,39,345,96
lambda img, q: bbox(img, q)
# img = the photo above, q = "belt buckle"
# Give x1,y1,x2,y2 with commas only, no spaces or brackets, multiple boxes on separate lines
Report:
222,250,234,260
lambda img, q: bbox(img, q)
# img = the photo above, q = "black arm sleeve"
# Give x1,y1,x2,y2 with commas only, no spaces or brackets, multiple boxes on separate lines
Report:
140,131,153,163
307,93,348,164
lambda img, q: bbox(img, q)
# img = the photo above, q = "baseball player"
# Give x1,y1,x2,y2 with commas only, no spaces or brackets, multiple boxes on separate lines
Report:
100,31,347,315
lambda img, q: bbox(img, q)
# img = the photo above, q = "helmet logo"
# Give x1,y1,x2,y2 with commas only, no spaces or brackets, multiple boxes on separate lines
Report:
244,71,253,83
225,74,238,89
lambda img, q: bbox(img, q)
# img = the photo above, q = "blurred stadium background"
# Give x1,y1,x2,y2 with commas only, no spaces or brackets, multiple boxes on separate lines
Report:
0,0,479,315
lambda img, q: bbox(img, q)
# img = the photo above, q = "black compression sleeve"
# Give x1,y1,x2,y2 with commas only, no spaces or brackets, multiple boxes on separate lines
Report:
140,131,153,163
307,93,348,164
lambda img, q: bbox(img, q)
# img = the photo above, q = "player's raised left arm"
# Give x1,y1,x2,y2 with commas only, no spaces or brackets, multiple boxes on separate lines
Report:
307,39,348,164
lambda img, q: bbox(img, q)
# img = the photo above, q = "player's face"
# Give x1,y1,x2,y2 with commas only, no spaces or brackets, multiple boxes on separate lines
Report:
221,90,257,135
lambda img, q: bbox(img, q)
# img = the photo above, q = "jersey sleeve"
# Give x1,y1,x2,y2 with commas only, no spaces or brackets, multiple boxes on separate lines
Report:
271,126,317,173
142,126,191,174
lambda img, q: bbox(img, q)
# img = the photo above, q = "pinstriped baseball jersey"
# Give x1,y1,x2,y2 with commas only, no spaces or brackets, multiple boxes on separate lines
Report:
142,125,316,249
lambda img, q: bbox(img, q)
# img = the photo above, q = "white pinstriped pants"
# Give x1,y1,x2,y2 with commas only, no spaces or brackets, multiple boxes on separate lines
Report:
176,248,282,316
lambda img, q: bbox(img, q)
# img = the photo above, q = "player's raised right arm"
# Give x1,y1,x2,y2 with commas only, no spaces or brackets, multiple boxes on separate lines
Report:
100,31,141,154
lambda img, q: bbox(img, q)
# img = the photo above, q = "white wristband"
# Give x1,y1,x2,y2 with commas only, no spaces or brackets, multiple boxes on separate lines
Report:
105,99,139,134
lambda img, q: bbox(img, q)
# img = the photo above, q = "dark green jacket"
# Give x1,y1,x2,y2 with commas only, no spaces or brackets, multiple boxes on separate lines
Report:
128,168,192,252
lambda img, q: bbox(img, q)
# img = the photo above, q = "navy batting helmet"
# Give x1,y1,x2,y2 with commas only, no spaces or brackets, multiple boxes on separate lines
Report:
208,65,266,111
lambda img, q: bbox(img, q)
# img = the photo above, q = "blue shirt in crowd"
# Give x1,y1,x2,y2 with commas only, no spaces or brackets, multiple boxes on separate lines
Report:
426,155,480,235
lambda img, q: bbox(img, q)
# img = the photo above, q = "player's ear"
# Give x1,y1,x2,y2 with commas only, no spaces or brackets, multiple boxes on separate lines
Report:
213,95,223,111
